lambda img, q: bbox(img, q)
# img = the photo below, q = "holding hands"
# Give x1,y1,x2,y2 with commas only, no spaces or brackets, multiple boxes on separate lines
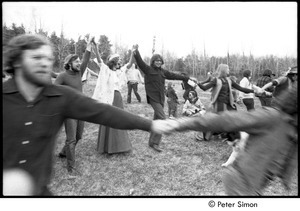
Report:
132,44,139,53
151,119,180,135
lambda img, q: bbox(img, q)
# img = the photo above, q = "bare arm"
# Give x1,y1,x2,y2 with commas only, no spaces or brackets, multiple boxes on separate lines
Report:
93,42,102,64
126,50,134,69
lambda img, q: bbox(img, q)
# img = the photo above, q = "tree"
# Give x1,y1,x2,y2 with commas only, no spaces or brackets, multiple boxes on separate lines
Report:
97,35,112,62
174,58,185,73
3,23,26,46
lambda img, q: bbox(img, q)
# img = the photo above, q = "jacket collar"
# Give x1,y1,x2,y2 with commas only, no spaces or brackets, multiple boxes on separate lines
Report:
3,78,62,96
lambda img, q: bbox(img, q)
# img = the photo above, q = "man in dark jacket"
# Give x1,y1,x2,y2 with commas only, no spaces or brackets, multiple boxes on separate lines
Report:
3,34,153,195
132,44,190,152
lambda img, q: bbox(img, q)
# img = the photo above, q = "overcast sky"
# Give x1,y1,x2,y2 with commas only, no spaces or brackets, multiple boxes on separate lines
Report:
2,2,297,58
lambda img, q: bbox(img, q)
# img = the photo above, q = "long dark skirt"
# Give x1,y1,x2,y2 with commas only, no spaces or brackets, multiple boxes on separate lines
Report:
96,91,132,154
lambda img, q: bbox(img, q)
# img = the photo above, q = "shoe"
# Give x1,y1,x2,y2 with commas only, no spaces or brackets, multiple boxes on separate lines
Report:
58,152,66,158
67,167,81,178
149,144,162,152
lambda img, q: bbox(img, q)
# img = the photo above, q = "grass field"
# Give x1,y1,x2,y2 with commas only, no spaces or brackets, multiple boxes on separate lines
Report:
49,78,298,196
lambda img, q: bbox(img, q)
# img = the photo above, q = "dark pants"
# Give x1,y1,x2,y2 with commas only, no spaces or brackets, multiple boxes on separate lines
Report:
258,97,272,107
167,101,178,117
242,98,255,111
127,82,141,103
149,100,166,146
61,119,84,171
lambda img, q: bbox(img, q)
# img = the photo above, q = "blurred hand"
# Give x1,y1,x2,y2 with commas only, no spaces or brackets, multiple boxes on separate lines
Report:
151,119,179,134
132,44,139,51
254,87,264,95
264,91,272,97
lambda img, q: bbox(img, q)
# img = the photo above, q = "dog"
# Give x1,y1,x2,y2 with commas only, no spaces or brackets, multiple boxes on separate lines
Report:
221,131,249,167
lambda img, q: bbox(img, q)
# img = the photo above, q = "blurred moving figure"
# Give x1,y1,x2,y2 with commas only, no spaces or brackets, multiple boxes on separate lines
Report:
152,83,297,195
3,34,153,195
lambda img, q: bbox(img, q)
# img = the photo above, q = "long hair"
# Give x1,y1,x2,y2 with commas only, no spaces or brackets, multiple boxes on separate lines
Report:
216,64,229,78
4,34,52,75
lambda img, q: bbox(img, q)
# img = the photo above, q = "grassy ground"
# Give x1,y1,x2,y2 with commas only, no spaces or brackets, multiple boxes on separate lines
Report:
49,78,298,196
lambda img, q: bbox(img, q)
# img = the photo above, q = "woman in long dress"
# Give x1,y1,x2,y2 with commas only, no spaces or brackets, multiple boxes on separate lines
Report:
92,43,132,154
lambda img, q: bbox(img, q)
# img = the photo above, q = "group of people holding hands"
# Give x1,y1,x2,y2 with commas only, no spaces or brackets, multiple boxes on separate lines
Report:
3,33,297,196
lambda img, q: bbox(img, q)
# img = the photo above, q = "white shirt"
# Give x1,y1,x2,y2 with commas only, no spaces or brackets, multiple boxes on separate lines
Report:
126,65,144,83
92,61,127,105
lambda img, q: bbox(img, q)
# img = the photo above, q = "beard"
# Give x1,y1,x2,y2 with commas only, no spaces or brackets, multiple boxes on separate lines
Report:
71,64,80,72
23,67,52,87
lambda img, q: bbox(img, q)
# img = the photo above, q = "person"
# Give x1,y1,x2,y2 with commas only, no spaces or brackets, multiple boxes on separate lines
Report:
261,66,297,105
255,69,275,107
3,34,153,195
92,43,132,154
181,72,196,102
197,64,262,140
166,82,179,118
182,90,206,141
229,76,241,105
152,83,298,195
82,66,99,96
126,58,144,103
182,90,206,117
239,69,261,111
132,44,191,152
54,37,94,174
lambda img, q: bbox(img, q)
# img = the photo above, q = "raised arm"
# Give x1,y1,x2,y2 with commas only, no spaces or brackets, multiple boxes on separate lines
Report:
80,37,94,76
132,45,150,74
93,41,102,65
126,50,134,69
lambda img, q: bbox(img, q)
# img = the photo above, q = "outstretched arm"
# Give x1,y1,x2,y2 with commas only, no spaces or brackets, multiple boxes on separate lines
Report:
152,107,277,135
164,70,189,81
232,80,254,93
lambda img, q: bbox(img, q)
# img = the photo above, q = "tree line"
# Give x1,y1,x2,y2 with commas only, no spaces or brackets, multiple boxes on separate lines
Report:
3,23,297,81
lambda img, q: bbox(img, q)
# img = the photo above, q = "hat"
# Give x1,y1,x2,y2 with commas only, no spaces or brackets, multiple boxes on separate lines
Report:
108,54,120,62
262,69,275,77
287,66,297,75
64,54,78,65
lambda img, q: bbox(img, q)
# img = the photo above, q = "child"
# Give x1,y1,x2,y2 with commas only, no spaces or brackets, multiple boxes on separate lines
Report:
166,82,179,118
182,90,206,116
182,90,206,141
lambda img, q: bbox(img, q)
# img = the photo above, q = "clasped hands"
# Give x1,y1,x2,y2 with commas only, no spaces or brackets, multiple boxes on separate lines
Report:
151,119,180,135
